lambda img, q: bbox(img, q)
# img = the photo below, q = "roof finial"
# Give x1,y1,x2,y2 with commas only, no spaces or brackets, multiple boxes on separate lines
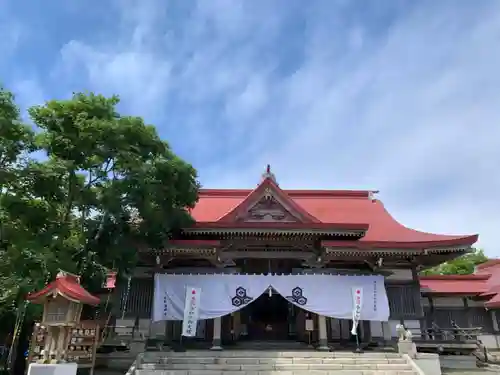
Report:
262,164,278,185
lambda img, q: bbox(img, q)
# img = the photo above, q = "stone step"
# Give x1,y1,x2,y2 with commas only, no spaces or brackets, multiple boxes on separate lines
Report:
143,351,402,358
136,351,417,375
140,363,413,371
160,358,407,365
443,371,500,375
135,370,417,375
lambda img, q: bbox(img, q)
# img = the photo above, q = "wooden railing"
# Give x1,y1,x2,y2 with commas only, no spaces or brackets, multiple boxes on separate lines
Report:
415,324,482,342
407,322,486,357
98,324,143,350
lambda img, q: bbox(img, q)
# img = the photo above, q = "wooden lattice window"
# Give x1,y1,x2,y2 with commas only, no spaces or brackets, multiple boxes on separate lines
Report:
386,284,421,318
45,299,70,323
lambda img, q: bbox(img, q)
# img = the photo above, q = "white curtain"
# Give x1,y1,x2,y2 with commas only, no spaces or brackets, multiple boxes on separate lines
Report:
271,274,389,321
153,274,269,321
152,274,390,322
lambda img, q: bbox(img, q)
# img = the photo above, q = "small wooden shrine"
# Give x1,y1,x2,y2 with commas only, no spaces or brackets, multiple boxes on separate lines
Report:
26,271,101,371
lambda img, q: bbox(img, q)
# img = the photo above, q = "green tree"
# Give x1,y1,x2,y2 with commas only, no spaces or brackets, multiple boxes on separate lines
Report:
28,92,199,289
420,248,488,275
0,90,200,321
0,86,43,321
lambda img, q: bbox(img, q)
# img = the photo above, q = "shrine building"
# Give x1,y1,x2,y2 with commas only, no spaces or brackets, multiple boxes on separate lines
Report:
111,166,492,351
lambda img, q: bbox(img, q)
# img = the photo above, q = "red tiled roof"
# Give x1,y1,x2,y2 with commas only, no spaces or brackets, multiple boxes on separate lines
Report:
26,273,100,306
188,176,477,249
480,261,500,308
419,275,490,295
485,294,500,308
476,259,500,272
419,260,500,308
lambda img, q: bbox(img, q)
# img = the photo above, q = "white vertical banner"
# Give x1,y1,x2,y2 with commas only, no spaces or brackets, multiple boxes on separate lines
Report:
351,287,364,335
181,286,201,337
161,291,169,320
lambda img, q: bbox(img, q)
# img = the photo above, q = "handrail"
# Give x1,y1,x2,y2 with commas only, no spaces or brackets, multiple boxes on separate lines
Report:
411,325,482,342
100,324,146,347
404,321,497,364
448,321,491,364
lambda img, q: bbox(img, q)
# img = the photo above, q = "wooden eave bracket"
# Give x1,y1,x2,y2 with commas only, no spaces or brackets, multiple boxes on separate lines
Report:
182,228,366,238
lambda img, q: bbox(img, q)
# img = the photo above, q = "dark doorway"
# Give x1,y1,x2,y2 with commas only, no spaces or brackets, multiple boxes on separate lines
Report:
246,292,290,340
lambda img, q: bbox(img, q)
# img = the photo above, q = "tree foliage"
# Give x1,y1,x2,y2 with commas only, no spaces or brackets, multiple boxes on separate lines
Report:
0,88,199,323
420,248,488,275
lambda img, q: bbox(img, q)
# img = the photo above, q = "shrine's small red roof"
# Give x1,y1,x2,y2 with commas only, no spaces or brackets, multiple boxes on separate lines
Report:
476,259,500,271
26,273,100,306
189,176,477,249
419,261,500,309
485,294,500,309
420,275,490,295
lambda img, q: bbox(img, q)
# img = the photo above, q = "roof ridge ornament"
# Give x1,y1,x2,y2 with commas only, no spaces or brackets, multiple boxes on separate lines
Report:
56,270,80,283
261,164,278,185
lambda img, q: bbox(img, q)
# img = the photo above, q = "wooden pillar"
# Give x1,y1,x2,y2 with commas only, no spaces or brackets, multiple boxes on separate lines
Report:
317,315,328,351
326,318,332,343
411,265,423,331
341,319,351,343
312,313,319,343
221,314,232,343
211,317,222,350
428,296,435,324
55,327,67,361
382,321,391,343
47,327,55,354
492,310,499,332
174,321,182,342
296,309,305,342
427,296,440,339
362,320,372,344
163,321,171,346
359,320,365,342
205,319,214,342
411,267,423,313
232,311,240,341
463,297,472,328
288,303,296,338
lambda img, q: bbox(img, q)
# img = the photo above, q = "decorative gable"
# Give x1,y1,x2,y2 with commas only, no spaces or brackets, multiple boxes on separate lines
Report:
237,188,299,223
217,165,320,223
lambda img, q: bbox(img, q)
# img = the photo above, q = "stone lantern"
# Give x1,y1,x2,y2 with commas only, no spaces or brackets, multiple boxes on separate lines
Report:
26,271,100,363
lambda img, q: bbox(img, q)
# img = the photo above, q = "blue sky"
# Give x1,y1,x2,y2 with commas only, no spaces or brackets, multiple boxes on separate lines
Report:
1,0,499,255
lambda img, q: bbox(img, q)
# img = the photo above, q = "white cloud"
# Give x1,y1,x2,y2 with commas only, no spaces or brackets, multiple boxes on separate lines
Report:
11,78,46,111
0,7,22,62
52,0,500,255
58,40,172,116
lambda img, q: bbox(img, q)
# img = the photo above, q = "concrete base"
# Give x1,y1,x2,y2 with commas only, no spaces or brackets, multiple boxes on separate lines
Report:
414,353,442,375
317,339,329,351
397,340,417,358
440,354,478,370
211,338,222,351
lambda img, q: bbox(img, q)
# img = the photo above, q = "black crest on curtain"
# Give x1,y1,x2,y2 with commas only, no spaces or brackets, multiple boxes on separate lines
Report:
231,286,254,307
286,286,308,305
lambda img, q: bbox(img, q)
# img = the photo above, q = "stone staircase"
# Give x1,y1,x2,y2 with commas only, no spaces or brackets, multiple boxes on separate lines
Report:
443,371,500,374
135,350,419,375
